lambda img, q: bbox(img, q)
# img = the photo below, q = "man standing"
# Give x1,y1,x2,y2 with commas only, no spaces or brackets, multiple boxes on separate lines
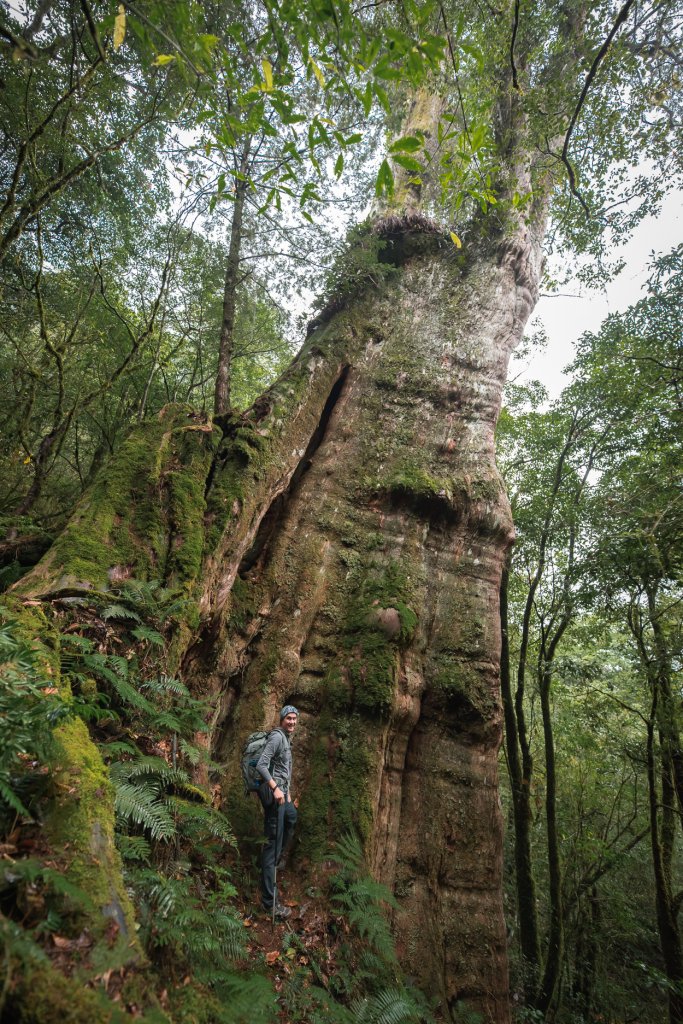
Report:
256,705,298,919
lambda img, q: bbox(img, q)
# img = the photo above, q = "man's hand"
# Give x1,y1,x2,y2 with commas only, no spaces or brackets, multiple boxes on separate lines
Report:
273,786,285,805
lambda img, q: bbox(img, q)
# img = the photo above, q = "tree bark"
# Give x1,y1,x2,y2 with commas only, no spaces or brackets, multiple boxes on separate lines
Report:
12,203,545,1021
213,138,252,418
646,688,683,1024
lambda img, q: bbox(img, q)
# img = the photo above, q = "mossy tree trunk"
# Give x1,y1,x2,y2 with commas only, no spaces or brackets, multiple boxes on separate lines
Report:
13,201,545,1021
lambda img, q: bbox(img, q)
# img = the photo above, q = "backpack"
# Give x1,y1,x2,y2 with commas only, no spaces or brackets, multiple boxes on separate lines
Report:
240,728,284,794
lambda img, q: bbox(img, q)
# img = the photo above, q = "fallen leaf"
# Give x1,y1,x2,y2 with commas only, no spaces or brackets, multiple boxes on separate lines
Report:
265,951,280,965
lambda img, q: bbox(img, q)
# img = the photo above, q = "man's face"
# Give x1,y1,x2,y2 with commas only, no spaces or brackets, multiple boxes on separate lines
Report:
281,712,298,736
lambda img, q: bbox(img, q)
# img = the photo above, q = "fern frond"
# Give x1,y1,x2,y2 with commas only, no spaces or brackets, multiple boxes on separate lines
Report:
4,859,94,910
351,989,422,1024
101,741,139,758
167,797,234,842
154,674,190,696
59,633,94,653
334,831,366,875
112,756,187,786
178,739,203,765
211,971,278,1023
102,603,142,623
0,776,32,817
116,834,151,862
81,654,156,714
131,625,165,646
151,710,183,732
113,781,175,840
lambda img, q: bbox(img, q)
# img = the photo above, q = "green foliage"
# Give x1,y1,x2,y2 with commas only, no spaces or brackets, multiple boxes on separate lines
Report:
276,834,434,1024
316,225,398,310
331,833,399,967
325,834,433,1023
498,248,683,1023
128,865,245,975
0,617,69,823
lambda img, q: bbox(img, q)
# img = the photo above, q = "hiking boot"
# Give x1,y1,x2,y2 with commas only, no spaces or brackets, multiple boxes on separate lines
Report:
262,901,291,920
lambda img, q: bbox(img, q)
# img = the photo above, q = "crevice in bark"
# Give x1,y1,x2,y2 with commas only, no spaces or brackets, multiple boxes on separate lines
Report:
185,366,351,750
235,365,350,580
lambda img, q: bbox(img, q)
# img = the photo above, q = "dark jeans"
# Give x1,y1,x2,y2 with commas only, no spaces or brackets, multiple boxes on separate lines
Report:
259,789,297,908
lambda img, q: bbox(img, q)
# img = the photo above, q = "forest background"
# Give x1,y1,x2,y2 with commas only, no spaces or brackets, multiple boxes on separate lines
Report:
0,2,682,1024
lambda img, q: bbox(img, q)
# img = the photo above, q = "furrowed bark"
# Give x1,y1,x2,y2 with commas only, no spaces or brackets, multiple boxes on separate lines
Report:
11,202,544,1022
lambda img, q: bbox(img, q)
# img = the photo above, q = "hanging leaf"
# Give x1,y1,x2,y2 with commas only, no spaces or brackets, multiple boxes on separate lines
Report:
113,4,126,51
153,54,175,67
308,56,325,87
389,135,422,154
261,59,274,91
392,154,421,172
375,159,394,199
450,231,462,249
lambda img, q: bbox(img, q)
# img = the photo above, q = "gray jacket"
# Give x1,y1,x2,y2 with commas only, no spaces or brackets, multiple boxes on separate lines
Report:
256,728,292,792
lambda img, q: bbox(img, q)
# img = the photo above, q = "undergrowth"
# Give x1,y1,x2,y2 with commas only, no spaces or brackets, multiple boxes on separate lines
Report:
0,589,441,1024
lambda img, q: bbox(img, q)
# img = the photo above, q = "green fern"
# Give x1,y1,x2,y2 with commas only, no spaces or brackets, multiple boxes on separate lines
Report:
112,778,176,841
0,618,68,828
210,971,279,1024
78,651,157,714
110,756,233,846
102,603,142,622
142,674,190,697
331,833,398,964
108,578,189,623
129,867,248,980
166,797,234,843
116,834,152,862
131,625,165,646
2,858,94,913
0,777,31,818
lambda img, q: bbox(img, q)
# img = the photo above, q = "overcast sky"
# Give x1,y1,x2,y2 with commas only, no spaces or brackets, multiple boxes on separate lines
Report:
516,189,683,398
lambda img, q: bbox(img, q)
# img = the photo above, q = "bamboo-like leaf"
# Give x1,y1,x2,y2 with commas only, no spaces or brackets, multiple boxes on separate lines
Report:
309,56,326,87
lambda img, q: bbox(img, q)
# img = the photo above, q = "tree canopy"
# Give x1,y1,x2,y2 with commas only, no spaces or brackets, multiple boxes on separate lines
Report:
1,2,682,1024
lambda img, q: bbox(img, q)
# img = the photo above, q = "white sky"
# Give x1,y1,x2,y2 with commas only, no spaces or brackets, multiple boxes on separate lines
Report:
517,189,683,397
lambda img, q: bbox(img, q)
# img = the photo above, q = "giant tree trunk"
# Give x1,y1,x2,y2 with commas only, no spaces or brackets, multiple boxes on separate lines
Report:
14,212,542,1023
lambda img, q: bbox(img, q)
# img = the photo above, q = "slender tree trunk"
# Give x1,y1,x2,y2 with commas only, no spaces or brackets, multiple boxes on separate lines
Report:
500,558,541,993
647,692,683,1024
14,416,71,515
647,584,683,821
213,138,252,418
536,658,565,1015
573,886,600,1019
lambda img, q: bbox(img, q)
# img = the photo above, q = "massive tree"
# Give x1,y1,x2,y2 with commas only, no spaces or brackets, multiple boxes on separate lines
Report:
1,1,682,1022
